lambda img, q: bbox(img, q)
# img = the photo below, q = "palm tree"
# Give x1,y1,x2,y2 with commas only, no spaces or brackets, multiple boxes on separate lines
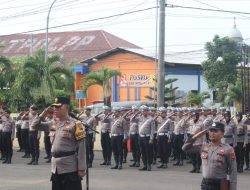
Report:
13,49,73,104
184,91,210,107
83,67,122,107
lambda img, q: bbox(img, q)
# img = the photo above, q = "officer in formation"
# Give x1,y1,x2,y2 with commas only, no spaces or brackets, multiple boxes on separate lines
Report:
31,96,86,190
0,109,15,164
182,122,237,190
80,107,97,168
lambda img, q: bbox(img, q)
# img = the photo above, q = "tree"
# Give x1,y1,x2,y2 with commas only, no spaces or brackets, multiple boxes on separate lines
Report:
12,49,73,107
183,91,210,107
83,67,122,107
202,35,241,92
145,77,180,107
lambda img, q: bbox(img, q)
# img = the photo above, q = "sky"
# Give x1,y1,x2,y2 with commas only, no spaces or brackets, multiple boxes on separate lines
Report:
0,0,250,61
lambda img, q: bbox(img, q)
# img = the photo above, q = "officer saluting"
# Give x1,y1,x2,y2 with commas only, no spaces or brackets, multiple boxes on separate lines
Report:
32,97,86,190
182,122,237,190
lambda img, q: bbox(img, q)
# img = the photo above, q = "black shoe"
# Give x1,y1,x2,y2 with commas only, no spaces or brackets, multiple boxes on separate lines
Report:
147,165,151,171
186,160,192,164
139,166,147,171
129,163,136,167
17,149,22,152
189,169,196,173
32,161,38,165
100,161,107,165
46,159,51,163
2,160,7,164
27,160,34,165
44,156,50,159
245,166,249,170
195,169,200,173
130,159,134,162
123,159,126,163
135,162,140,167
179,161,183,166
111,165,118,169
173,162,180,166
106,161,111,165
170,157,176,161
22,154,27,158
157,164,164,168
118,165,122,169
25,155,31,158
163,164,168,168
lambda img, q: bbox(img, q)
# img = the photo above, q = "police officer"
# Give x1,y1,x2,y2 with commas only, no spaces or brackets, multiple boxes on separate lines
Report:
23,105,41,165
222,111,236,148
244,112,250,170
95,106,112,166
188,112,204,173
128,105,140,167
110,107,127,169
20,110,31,158
234,112,245,173
182,122,237,190
43,110,54,163
156,107,173,168
1,110,15,164
80,107,97,168
15,116,23,152
138,105,155,171
0,116,4,160
149,107,158,164
32,96,86,190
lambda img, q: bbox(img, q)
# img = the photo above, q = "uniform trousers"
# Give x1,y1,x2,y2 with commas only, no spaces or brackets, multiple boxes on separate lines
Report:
157,135,169,164
21,129,30,155
16,127,23,150
44,131,51,158
29,131,40,161
2,132,13,161
201,178,220,190
235,142,244,168
100,132,112,163
0,130,4,158
245,143,250,167
51,171,82,190
111,135,123,166
87,133,94,164
153,133,158,162
139,136,153,166
122,140,128,162
174,134,185,161
130,134,140,164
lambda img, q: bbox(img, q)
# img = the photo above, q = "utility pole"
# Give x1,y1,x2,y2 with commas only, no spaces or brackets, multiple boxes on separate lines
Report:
157,0,166,107
45,0,58,63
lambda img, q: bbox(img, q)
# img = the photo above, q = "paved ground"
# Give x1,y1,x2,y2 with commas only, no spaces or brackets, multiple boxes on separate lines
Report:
1,149,250,190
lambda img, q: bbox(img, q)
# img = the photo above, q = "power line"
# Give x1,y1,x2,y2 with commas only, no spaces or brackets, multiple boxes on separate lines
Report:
0,6,157,37
166,3,250,15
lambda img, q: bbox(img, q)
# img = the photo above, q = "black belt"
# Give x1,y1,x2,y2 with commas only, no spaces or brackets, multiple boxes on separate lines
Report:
202,178,221,184
223,135,233,138
237,134,244,137
51,151,75,158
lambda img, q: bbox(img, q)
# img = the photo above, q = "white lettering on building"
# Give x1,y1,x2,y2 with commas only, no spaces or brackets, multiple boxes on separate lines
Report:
57,36,81,51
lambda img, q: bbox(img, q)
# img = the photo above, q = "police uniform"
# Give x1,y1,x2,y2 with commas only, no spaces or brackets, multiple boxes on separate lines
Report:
156,107,173,168
244,116,250,170
80,107,97,168
0,119,4,160
31,97,86,190
222,120,236,148
188,113,204,173
182,122,237,190
128,106,140,167
1,111,15,164
138,105,155,171
234,113,245,173
110,108,128,169
20,118,30,158
44,116,54,163
96,106,112,166
149,107,158,164
15,118,23,151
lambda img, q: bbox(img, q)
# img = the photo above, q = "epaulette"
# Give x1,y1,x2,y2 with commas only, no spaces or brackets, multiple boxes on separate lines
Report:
75,121,86,140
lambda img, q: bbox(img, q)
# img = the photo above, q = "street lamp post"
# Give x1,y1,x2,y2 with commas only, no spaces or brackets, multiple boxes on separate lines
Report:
45,0,58,63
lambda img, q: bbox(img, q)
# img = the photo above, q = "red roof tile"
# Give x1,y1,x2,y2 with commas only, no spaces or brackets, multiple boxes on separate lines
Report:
0,30,141,65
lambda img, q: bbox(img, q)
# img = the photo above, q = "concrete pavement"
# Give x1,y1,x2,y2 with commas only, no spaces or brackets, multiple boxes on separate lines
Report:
0,149,250,190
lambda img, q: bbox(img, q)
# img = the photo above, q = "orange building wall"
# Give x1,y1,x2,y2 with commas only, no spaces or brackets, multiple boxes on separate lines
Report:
75,52,156,108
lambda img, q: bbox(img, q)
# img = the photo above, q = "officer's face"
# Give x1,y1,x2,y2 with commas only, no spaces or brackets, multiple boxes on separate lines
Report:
114,111,120,117
53,104,68,118
142,110,148,116
85,110,91,115
209,129,224,142
160,112,166,118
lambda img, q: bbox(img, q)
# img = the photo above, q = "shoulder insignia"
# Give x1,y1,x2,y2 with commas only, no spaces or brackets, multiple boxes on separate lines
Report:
64,125,71,129
229,148,236,160
51,125,56,130
220,147,225,154
75,121,86,141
